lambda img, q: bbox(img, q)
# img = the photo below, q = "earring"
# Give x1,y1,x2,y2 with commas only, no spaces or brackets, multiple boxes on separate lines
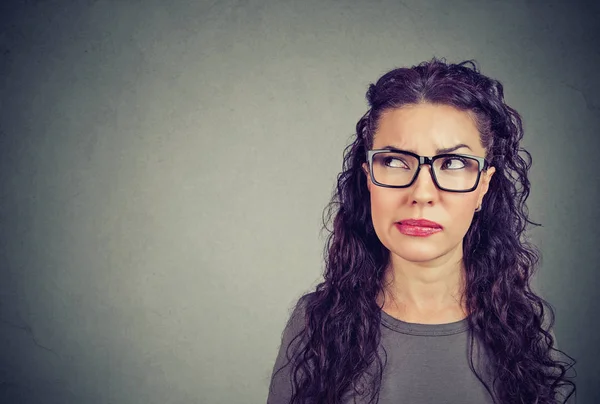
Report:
474,205,482,212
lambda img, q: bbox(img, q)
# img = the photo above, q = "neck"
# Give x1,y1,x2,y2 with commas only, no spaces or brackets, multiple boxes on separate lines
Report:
377,248,468,324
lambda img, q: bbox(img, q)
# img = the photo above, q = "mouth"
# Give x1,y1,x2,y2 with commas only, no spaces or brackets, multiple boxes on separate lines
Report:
395,223,442,237
395,218,443,237
398,218,443,229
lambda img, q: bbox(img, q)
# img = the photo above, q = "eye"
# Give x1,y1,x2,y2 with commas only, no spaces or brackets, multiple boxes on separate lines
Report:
441,157,467,170
384,157,409,169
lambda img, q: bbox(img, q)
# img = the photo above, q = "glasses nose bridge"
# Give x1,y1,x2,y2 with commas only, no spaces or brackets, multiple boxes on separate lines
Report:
413,155,438,186
419,155,435,167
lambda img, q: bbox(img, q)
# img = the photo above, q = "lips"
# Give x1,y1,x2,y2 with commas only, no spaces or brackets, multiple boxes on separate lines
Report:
395,218,443,237
398,218,442,229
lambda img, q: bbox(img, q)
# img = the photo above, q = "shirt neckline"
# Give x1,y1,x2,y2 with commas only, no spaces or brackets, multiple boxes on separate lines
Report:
379,309,471,336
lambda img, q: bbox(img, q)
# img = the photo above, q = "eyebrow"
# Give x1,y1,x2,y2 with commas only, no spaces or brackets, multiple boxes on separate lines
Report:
381,143,473,154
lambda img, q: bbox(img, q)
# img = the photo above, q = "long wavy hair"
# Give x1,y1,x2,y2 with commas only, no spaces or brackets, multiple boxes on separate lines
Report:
282,58,576,403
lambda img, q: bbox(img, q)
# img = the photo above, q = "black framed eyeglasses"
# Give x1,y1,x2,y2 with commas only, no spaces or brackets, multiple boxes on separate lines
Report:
366,149,491,193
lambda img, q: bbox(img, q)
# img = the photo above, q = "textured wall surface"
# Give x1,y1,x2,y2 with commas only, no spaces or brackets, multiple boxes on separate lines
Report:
1,0,598,403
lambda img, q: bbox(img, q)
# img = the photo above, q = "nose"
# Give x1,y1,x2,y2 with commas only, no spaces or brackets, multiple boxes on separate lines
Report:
410,165,438,205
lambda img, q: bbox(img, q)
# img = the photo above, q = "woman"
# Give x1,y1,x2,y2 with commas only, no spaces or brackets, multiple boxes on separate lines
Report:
267,58,576,404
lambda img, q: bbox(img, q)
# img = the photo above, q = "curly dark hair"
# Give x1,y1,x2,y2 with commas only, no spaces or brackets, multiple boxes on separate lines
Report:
273,58,577,403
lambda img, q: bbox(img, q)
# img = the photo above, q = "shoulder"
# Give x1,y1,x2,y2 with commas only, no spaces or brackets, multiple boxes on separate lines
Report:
267,292,316,403
282,292,315,339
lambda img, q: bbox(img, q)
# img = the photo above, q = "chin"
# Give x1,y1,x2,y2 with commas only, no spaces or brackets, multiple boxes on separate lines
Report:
388,243,447,263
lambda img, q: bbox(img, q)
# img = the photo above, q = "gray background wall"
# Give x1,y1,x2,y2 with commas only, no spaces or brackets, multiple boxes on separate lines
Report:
1,0,598,403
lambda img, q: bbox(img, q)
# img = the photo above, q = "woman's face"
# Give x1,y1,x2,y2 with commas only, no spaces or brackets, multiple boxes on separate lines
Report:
363,103,495,264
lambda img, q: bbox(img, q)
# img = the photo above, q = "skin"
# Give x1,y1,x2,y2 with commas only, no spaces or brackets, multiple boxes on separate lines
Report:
362,103,496,325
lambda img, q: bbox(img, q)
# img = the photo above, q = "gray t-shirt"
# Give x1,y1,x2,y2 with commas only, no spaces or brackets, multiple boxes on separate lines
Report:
267,297,572,404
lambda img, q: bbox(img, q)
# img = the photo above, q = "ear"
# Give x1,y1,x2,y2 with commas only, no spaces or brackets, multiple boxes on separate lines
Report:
477,166,495,206
362,163,371,192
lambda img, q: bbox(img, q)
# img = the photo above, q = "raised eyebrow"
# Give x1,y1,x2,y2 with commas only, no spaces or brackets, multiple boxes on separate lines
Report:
436,144,472,154
380,144,472,154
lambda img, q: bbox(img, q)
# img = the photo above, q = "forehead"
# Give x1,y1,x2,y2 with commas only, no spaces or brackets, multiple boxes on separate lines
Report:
373,103,484,154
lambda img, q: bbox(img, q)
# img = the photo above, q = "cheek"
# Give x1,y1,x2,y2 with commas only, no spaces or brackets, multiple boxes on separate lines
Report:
369,188,400,224
368,190,478,233
369,189,397,246
445,195,479,234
